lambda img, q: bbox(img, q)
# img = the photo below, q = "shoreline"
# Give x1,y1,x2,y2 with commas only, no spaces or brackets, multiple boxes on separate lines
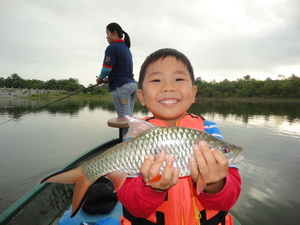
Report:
196,97,300,103
0,87,65,98
1,87,299,103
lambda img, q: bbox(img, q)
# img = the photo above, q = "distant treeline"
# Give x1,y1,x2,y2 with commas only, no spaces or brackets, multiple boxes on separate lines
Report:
1,73,299,98
0,73,110,95
195,74,300,98
0,74,85,92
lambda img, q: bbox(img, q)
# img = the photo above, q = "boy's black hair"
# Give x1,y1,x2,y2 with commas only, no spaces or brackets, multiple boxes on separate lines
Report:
138,48,195,89
106,22,131,48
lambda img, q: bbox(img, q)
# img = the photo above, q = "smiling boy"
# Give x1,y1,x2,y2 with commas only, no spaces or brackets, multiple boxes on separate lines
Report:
118,48,241,225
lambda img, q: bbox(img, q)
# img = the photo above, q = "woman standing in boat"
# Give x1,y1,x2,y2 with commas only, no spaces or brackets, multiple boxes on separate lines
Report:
96,22,137,117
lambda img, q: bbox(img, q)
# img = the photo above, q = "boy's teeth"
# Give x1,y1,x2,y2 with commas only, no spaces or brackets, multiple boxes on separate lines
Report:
160,99,178,104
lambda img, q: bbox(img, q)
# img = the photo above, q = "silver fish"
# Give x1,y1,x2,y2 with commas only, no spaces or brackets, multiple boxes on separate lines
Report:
42,117,243,216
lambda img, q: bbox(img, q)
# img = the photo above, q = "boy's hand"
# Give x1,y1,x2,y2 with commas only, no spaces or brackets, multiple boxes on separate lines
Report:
140,151,180,192
189,141,229,194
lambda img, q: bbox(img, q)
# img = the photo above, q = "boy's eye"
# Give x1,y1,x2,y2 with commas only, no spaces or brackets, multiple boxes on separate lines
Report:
151,79,161,83
176,78,185,82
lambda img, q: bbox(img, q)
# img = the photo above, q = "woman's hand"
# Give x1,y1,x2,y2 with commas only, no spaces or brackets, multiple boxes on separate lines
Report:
140,151,179,192
96,78,103,84
189,141,229,194
103,77,109,83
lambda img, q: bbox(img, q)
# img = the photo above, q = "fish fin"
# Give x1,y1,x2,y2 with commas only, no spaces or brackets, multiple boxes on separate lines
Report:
146,174,162,184
41,167,93,217
124,116,155,139
105,172,128,192
71,175,92,217
196,175,206,195
41,166,83,183
230,155,244,164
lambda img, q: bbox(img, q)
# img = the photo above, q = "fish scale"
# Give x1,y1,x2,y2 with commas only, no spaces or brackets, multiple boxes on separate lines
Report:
82,126,242,179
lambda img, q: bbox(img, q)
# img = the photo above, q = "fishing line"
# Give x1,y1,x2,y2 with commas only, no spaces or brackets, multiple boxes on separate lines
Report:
0,84,100,126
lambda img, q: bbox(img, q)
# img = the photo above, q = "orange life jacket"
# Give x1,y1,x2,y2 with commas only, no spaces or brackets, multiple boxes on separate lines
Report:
121,114,234,225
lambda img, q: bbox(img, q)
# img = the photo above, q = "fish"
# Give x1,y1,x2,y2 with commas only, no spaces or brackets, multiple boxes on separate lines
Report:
41,116,243,217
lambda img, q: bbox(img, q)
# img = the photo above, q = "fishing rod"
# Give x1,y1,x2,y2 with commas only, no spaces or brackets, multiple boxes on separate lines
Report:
0,83,100,126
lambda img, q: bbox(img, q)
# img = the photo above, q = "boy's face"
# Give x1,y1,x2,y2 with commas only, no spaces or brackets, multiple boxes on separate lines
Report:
137,57,197,124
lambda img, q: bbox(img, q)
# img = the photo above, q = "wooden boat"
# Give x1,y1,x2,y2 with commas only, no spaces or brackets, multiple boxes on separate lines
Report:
0,118,241,225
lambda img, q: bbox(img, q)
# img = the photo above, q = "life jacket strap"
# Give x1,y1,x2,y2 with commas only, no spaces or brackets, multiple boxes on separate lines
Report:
123,206,229,225
123,206,165,225
200,209,228,225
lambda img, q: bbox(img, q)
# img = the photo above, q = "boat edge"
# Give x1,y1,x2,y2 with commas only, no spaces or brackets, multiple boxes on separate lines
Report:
0,139,120,225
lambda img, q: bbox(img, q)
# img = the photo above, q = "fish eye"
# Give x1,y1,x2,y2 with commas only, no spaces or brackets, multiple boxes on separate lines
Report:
221,145,230,153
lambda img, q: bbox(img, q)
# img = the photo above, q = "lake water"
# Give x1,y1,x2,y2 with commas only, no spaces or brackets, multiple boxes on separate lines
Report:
0,97,299,225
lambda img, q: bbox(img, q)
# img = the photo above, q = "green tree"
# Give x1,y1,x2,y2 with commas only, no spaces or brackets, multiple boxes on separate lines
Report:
25,79,45,89
4,73,24,88
45,79,59,90
0,77,5,87
63,78,83,92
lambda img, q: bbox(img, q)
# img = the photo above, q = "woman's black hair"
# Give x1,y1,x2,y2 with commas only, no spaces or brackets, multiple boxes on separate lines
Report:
106,22,131,48
139,48,195,89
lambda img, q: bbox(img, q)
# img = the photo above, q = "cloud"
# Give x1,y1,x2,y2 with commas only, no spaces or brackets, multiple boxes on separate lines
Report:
0,0,299,86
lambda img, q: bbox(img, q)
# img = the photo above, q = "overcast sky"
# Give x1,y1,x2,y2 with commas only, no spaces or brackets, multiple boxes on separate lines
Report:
1,0,299,86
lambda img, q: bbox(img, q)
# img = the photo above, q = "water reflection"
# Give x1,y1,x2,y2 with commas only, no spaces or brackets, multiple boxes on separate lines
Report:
223,116,300,224
191,100,300,123
1,97,300,123
0,97,299,225
0,98,117,119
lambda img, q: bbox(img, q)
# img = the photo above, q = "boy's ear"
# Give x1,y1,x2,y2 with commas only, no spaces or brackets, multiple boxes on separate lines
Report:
137,89,146,106
192,85,197,103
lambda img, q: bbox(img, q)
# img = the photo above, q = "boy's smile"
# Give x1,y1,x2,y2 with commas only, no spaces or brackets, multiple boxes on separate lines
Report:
137,57,197,126
159,98,179,105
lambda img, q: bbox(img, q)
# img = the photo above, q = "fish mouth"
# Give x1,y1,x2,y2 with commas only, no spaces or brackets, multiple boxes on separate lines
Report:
159,98,179,105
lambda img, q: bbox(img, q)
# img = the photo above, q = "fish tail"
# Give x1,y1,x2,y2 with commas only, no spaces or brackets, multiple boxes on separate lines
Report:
41,166,92,217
